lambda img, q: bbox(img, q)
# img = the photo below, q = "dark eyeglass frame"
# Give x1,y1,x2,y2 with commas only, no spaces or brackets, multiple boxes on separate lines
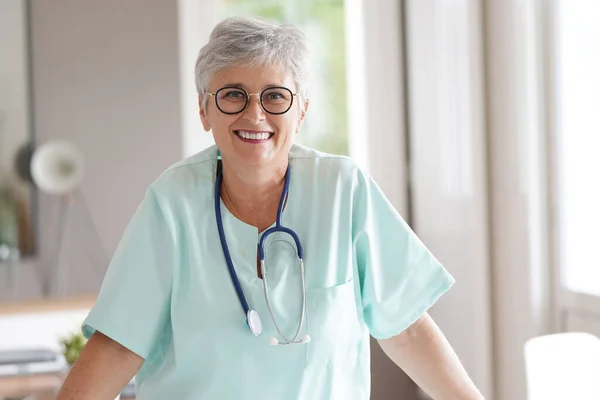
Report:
207,86,299,115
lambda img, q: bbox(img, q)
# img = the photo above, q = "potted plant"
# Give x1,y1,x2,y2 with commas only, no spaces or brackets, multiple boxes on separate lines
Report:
60,331,87,367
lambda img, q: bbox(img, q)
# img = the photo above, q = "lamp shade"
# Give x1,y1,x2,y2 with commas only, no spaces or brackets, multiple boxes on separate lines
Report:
30,140,85,195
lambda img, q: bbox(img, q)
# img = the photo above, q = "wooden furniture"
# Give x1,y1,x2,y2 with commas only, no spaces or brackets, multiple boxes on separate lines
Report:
0,296,96,399
0,373,136,400
0,373,64,400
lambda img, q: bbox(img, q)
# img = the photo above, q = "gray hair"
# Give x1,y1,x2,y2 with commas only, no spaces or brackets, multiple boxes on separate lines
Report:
195,17,311,107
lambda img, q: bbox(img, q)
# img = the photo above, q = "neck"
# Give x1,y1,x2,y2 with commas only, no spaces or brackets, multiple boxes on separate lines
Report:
220,158,288,229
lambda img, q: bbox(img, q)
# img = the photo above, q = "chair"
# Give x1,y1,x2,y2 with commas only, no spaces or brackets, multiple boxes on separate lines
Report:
524,332,600,400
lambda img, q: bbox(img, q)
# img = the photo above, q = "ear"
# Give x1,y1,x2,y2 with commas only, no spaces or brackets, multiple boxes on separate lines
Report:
296,98,310,133
199,95,211,132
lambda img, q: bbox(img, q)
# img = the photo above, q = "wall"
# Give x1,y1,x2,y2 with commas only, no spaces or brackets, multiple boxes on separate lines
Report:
484,0,554,399
4,0,183,300
405,0,494,397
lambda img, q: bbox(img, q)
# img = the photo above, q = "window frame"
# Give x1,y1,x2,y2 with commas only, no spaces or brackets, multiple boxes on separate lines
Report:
542,0,600,329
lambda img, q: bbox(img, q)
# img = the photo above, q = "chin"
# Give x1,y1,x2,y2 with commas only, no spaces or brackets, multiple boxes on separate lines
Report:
230,151,273,168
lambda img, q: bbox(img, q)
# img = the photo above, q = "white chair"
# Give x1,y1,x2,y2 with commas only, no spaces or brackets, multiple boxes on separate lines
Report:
524,332,600,400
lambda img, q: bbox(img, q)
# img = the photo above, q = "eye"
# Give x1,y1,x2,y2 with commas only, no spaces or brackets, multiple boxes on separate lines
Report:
223,90,246,99
267,92,284,100
263,90,289,102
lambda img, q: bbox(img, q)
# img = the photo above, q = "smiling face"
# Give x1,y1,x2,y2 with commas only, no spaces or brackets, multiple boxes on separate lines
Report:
200,64,308,170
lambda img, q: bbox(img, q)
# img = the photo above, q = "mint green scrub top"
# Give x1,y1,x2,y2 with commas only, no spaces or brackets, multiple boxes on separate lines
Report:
82,144,455,400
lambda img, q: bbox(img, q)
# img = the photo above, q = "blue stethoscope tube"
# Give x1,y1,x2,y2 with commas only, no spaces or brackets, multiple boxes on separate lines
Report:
214,159,310,345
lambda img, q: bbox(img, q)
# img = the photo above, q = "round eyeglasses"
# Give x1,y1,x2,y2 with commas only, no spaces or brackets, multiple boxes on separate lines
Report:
207,86,299,115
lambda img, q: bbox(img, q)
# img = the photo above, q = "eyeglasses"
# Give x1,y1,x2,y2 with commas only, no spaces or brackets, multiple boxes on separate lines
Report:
207,86,299,115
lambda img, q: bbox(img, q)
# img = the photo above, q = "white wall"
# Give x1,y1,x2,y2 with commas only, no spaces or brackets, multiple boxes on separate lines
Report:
405,0,494,398
2,0,184,301
484,0,554,398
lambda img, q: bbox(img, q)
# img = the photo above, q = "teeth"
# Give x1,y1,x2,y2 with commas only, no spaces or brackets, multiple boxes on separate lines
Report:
237,131,270,140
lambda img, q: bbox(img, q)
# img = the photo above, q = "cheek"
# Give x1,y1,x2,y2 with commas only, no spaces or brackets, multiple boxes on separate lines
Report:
210,115,235,134
273,114,300,136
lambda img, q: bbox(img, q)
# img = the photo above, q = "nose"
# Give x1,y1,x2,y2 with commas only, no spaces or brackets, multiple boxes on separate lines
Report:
243,94,266,124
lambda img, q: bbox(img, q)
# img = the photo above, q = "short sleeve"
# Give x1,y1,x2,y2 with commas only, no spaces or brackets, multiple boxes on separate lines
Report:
82,186,175,359
353,172,454,340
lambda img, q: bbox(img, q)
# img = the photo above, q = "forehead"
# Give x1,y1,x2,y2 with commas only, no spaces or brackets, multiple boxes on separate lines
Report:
209,64,295,91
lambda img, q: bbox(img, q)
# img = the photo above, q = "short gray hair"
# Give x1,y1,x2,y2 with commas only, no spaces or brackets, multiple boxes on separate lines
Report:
195,17,311,105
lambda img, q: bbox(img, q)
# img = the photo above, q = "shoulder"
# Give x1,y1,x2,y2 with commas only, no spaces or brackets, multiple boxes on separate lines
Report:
143,143,373,207
146,145,219,206
289,143,354,169
290,145,391,217
289,144,368,188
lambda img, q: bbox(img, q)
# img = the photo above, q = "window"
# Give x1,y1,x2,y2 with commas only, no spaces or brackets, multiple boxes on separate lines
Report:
554,1,600,296
220,0,349,156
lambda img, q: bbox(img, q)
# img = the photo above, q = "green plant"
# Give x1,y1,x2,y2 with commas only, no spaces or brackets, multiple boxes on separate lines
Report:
0,180,19,251
60,331,88,366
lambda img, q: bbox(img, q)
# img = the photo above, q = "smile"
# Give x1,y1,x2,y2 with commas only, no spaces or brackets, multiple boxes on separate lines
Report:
234,130,274,142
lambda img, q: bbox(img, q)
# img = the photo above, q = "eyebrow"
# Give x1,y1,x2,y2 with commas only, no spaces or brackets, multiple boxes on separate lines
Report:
220,83,287,90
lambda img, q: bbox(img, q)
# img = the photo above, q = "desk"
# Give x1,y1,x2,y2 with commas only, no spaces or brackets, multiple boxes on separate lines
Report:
0,296,107,399
0,373,63,400
0,373,136,399
0,295,96,315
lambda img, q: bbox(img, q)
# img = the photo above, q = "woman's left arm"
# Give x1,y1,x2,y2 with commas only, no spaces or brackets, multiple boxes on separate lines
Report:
377,312,485,400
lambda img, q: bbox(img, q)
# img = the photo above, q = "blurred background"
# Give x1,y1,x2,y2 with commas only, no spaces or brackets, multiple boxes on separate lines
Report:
0,0,599,399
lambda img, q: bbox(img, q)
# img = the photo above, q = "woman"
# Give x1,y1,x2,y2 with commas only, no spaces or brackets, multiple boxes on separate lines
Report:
58,16,483,400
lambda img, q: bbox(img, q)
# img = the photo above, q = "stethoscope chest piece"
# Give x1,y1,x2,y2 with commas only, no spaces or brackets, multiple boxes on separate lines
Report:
247,309,263,336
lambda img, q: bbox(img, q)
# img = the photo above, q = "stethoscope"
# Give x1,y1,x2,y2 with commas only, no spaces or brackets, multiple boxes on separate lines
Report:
214,158,311,346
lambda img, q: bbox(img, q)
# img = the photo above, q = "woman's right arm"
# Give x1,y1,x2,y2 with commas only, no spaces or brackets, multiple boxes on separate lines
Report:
57,331,144,400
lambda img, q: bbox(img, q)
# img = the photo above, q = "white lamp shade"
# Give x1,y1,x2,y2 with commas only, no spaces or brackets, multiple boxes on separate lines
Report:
30,140,85,195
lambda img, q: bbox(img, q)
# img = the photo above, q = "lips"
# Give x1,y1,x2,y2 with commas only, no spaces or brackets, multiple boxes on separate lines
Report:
234,130,274,141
